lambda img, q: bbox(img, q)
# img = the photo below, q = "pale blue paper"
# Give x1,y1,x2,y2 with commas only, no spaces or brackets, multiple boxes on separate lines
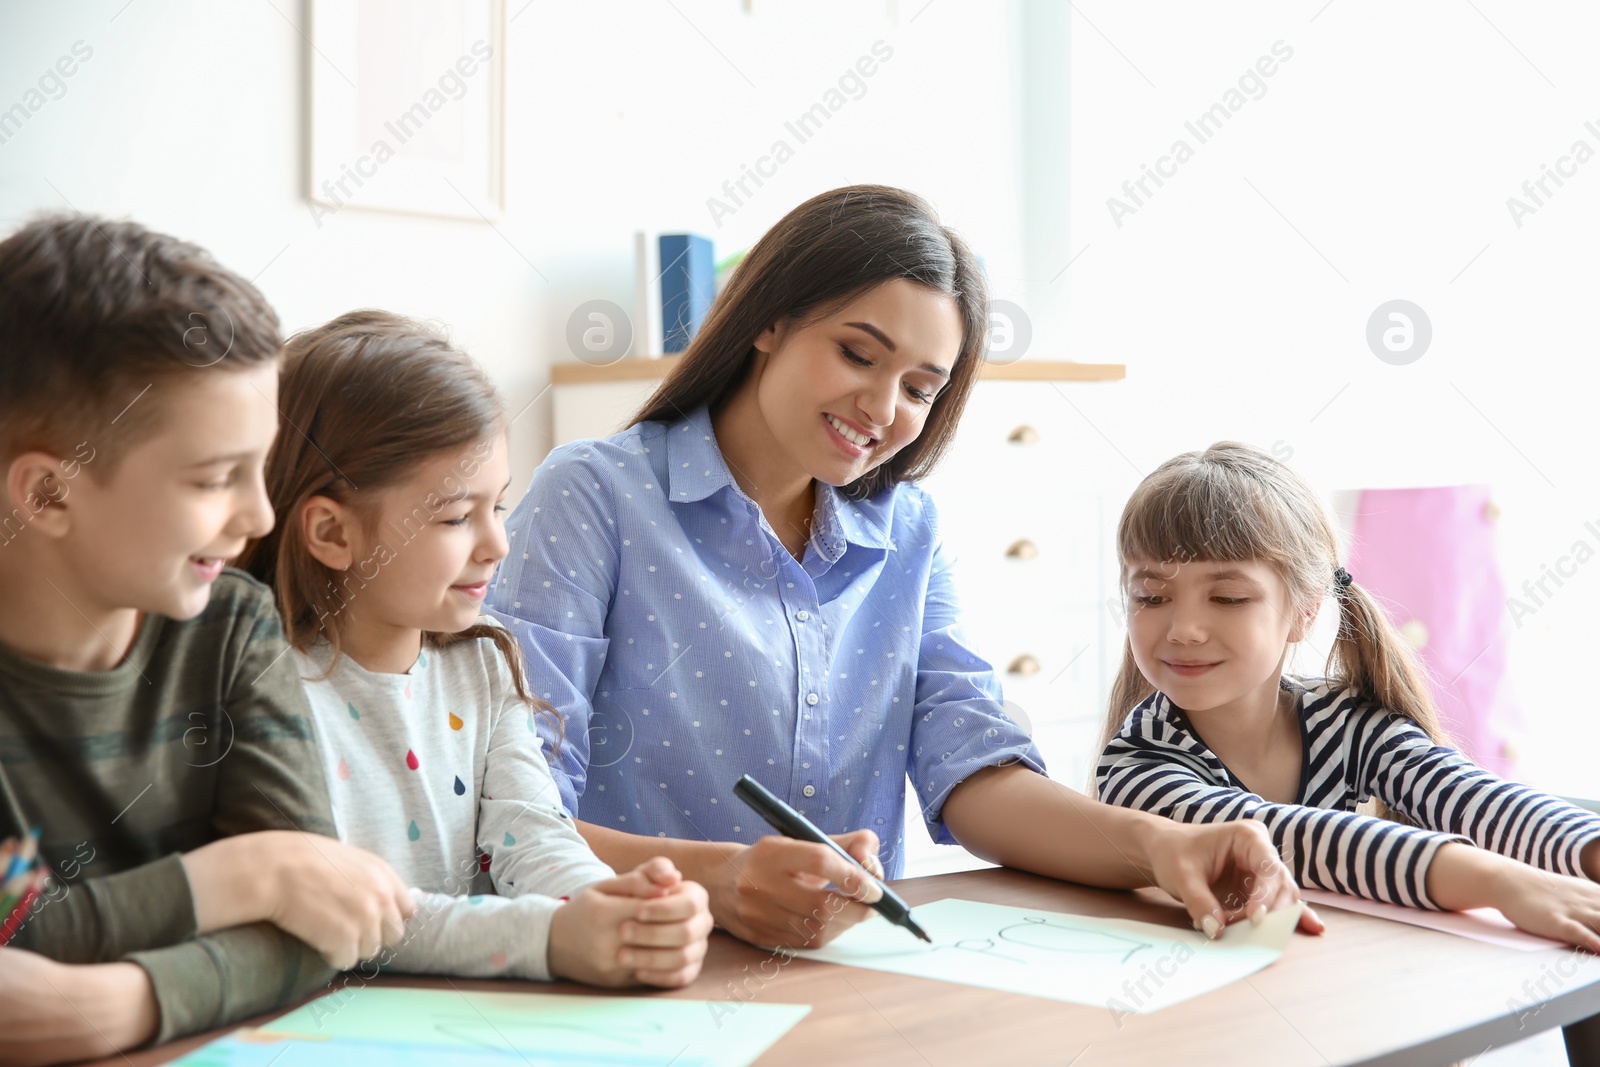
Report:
170,987,809,1067
793,897,1301,1014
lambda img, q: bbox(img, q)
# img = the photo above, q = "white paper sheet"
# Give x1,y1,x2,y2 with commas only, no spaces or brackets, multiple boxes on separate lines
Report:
793,897,1302,1015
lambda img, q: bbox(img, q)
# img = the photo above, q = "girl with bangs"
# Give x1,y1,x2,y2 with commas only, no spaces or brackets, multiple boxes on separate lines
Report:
242,311,712,988
1096,441,1600,951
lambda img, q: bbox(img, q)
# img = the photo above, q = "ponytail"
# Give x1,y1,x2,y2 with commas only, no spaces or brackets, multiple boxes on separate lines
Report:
1326,579,1454,823
1327,581,1451,747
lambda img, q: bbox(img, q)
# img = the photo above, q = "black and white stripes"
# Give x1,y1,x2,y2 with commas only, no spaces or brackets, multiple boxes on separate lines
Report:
1096,677,1600,910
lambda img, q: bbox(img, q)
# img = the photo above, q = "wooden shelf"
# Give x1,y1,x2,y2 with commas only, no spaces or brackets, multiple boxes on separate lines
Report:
551,356,1125,386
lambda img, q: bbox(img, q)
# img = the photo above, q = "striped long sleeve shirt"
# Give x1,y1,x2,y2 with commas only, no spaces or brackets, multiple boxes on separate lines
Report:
1096,676,1600,909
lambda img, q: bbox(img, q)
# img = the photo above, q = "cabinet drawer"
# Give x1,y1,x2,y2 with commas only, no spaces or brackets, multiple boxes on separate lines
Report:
931,381,1125,495
988,632,1107,725
937,497,1112,614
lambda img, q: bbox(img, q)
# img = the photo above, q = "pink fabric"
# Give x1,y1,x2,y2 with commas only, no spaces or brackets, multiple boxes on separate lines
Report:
1345,486,1520,777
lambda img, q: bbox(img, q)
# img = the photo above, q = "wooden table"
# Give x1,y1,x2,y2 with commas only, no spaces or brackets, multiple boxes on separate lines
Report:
101,867,1600,1067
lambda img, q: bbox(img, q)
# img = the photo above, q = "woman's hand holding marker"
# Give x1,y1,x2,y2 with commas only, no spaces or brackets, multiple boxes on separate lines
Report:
708,830,885,951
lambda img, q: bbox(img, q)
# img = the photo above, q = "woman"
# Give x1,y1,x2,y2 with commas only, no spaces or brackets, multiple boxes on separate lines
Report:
489,185,1317,949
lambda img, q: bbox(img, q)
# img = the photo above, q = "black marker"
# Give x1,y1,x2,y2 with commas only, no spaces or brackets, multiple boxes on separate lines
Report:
733,774,931,943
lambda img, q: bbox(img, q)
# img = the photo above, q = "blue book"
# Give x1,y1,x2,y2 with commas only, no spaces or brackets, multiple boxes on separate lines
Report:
659,233,714,353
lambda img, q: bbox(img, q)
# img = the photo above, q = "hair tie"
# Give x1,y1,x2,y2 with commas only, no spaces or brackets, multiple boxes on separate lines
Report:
1334,566,1354,591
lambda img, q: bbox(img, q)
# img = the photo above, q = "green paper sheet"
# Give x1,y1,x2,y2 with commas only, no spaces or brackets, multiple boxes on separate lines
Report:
793,897,1301,1014
171,986,809,1067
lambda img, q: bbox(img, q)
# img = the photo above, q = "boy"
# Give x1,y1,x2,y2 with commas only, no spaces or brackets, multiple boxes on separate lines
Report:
0,215,413,1064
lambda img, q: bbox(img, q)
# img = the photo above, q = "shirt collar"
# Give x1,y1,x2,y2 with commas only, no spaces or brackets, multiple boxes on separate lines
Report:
664,405,738,504
811,481,895,557
664,406,895,554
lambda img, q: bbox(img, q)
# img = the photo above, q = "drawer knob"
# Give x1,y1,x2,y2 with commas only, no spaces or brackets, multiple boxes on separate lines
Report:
1005,538,1039,560
1007,424,1040,445
1007,654,1041,676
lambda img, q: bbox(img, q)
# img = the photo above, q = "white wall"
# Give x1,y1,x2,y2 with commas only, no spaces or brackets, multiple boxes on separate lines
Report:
0,0,1029,495
1060,2,1600,797
3,1,1595,798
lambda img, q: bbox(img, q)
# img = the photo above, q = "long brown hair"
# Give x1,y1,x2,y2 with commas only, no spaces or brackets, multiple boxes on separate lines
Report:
238,310,555,732
1097,442,1451,795
629,185,989,498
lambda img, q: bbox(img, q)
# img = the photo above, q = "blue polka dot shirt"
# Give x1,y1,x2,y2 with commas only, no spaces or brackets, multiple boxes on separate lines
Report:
487,405,1043,877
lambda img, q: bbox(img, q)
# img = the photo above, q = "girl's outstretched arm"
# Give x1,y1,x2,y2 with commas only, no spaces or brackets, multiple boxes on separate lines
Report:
1427,842,1600,953
1100,705,1470,910
1357,706,1600,879
942,763,1321,935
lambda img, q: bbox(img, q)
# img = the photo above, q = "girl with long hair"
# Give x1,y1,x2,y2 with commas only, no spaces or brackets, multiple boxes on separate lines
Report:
243,311,713,986
1096,441,1600,951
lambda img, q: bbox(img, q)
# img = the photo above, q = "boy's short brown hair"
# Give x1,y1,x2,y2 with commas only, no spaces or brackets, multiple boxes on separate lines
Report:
0,214,282,474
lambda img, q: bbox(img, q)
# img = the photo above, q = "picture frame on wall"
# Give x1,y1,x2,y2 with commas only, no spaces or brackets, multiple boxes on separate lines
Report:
306,0,506,223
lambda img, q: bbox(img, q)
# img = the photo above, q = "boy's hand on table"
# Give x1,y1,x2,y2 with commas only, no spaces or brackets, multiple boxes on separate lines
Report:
185,830,415,968
0,948,156,1066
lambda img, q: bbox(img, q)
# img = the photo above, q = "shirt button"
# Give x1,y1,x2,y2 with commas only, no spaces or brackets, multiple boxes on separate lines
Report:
802,785,816,798
805,693,819,706
795,610,810,622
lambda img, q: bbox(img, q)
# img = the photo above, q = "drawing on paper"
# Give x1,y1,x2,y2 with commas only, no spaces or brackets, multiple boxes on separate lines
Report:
792,896,1302,1014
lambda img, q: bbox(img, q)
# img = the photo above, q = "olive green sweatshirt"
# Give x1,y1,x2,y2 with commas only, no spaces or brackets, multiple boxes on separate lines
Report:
0,569,336,1043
